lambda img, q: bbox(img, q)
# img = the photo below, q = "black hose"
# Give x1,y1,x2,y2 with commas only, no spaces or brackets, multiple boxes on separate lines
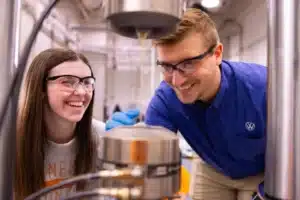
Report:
24,168,145,200
24,172,103,200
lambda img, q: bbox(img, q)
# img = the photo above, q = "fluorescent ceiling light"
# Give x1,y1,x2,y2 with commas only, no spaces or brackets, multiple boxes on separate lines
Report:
201,0,221,8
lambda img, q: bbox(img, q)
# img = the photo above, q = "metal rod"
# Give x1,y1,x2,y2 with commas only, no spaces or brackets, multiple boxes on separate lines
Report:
0,0,61,199
293,0,300,199
265,0,298,199
12,0,21,72
0,0,21,199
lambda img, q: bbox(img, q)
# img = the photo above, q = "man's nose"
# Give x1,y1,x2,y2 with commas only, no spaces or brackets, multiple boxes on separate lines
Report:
171,70,187,87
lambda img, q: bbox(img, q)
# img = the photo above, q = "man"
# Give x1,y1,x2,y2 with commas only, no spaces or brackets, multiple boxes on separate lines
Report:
106,8,266,200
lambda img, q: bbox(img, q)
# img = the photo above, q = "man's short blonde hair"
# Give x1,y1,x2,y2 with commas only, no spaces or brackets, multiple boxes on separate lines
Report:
153,8,220,48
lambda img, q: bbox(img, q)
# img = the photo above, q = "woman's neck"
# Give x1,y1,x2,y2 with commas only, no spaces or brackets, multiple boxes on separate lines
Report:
44,112,76,144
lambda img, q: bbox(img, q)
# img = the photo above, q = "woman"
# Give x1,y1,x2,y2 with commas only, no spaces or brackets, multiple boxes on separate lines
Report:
15,48,105,200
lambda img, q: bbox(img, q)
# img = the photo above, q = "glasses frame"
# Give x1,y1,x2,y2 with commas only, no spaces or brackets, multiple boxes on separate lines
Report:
46,75,96,93
156,44,217,74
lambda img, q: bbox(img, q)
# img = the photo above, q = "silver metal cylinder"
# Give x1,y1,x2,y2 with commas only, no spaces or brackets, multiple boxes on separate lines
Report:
265,0,298,199
98,125,181,199
293,0,300,199
104,0,182,39
0,0,21,199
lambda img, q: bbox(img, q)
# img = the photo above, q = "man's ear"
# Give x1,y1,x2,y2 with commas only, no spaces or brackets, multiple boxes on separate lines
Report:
214,43,223,65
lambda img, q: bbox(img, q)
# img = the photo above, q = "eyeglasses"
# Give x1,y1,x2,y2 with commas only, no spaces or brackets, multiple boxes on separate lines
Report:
46,75,96,93
156,44,216,75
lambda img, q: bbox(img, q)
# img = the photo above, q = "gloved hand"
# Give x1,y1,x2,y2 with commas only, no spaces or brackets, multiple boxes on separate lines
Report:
105,109,140,131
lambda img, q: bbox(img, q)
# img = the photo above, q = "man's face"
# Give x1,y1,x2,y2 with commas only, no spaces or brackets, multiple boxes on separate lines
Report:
156,31,223,104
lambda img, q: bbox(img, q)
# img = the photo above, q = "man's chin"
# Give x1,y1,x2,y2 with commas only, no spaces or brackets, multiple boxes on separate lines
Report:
180,99,196,104
176,94,197,104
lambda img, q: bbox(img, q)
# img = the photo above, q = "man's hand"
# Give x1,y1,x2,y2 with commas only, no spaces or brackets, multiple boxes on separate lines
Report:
105,109,140,131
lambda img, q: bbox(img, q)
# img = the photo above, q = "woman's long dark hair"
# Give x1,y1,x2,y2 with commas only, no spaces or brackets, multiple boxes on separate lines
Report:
15,48,96,199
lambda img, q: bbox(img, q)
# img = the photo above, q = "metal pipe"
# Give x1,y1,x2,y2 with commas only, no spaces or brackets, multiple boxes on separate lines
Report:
80,0,103,10
293,0,300,199
0,0,21,199
75,0,90,21
265,0,298,199
0,1,60,199
13,0,21,72
68,22,108,31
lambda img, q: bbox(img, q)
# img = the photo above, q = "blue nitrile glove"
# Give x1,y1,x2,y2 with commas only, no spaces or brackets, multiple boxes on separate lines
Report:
105,109,140,131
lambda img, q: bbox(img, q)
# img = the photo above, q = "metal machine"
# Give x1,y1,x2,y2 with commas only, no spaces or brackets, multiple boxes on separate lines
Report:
104,0,183,39
1,0,300,199
98,125,181,199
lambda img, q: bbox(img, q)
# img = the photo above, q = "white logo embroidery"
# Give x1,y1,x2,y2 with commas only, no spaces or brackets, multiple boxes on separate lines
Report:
245,122,255,131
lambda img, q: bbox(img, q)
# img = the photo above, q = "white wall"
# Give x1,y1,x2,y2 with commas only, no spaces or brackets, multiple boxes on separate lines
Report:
82,51,107,121
77,31,108,120
105,68,153,114
0,1,15,109
20,1,69,62
103,55,161,117
77,29,159,120
224,1,268,66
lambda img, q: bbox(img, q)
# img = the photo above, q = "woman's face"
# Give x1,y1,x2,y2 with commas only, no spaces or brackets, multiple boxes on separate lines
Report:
45,60,94,123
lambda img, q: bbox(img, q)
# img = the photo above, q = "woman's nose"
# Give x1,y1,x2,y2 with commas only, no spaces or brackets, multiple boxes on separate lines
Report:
73,83,86,95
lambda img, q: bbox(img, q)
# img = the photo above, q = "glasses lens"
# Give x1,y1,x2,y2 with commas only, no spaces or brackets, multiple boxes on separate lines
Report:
58,76,79,88
157,64,172,74
82,77,95,92
177,61,195,74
